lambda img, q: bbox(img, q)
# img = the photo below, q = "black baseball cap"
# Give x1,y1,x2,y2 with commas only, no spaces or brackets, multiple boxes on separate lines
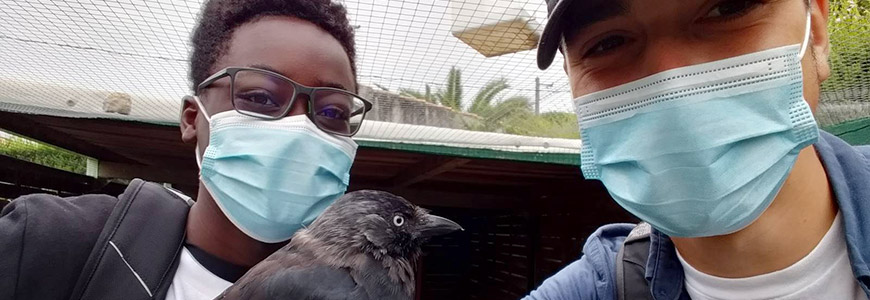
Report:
537,0,577,70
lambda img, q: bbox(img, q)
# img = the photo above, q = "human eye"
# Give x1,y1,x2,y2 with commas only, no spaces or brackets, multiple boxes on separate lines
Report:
701,0,764,22
583,34,632,58
316,105,348,120
236,90,279,107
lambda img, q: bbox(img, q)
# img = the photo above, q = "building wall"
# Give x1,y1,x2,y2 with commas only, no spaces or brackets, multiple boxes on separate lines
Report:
358,86,481,129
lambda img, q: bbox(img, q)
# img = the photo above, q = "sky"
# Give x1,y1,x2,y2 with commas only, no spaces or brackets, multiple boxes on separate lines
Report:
0,0,575,123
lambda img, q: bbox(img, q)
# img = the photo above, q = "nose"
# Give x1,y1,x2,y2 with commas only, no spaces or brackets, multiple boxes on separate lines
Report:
642,37,710,76
288,94,310,117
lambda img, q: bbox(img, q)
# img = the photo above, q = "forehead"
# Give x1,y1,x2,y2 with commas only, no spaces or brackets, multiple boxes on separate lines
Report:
559,0,808,96
560,0,800,37
216,16,355,90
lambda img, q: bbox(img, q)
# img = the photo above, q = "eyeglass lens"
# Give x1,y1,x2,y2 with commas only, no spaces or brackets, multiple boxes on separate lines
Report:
231,69,367,135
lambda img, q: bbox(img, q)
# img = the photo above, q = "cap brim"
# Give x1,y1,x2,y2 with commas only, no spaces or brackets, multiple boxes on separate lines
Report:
537,0,574,70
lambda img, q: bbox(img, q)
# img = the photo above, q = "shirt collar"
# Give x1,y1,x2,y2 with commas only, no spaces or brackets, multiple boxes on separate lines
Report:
646,229,690,300
813,131,870,293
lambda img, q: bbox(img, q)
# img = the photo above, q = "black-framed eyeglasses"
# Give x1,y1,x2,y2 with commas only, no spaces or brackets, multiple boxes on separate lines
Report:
196,67,373,137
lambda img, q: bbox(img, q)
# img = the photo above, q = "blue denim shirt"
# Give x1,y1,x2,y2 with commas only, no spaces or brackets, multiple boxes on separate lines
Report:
524,131,870,300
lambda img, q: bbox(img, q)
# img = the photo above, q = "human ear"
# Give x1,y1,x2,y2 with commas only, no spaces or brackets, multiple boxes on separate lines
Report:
809,0,831,83
180,96,200,144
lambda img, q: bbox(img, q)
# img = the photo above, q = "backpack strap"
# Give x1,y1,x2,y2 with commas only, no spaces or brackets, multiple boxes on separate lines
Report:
69,179,192,300
616,222,654,300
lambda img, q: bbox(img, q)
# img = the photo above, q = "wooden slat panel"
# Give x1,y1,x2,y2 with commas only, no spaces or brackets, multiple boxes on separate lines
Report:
388,157,472,188
0,112,143,164
36,116,183,141
461,159,575,174
349,164,405,180
451,166,578,179
0,155,127,199
464,213,534,300
424,173,544,187
0,181,74,199
0,154,98,194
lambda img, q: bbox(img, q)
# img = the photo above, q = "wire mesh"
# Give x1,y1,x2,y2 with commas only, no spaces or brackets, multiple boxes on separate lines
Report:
818,1,870,126
0,0,578,156
0,0,868,156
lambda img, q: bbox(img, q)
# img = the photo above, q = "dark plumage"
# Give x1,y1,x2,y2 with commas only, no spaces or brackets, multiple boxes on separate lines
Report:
216,190,463,300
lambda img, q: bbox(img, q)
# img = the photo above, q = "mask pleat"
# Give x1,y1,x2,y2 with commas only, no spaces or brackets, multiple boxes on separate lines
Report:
574,43,819,238
198,113,356,243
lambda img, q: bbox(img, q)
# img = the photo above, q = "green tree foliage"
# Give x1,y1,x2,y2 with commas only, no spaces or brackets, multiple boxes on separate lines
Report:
502,112,579,139
824,0,870,91
0,136,87,174
436,67,464,111
399,84,436,103
397,67,584,138
465,78,536,132
468,95,534,132
468,78,510,115
399,67,537,134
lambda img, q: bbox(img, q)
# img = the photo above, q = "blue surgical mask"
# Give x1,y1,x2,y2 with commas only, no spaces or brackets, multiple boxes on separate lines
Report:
193,99,357,243
575,14,818,237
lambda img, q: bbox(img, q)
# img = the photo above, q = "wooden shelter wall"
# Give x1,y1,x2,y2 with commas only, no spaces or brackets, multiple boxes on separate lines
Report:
0,154,127,200
414,183,634,300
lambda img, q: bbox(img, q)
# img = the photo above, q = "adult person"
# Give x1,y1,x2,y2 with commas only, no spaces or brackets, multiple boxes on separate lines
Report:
525,0,870,299
0,0,371,299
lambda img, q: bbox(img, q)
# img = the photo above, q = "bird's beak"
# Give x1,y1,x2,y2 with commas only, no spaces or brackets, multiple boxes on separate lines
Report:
419,214,463,238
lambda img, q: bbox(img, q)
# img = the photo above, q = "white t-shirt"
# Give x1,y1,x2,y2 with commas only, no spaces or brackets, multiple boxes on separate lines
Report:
676,212,868,300
165,247,233,300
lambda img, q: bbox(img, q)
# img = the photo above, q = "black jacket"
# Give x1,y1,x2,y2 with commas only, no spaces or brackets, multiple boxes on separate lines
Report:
0,179,191,300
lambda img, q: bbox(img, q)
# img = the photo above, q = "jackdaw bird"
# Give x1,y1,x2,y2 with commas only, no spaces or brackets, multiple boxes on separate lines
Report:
217,190,463,300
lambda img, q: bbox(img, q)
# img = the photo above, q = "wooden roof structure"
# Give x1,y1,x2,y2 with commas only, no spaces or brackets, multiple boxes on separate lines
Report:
0,110,601,211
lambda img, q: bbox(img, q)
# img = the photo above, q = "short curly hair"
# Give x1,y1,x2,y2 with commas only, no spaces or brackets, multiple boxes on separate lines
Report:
189,0,356,90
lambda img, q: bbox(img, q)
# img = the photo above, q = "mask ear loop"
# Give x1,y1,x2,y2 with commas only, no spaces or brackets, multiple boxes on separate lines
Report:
186,95,211,169
798,11,812,58
195,145,203,169
191,96,213,123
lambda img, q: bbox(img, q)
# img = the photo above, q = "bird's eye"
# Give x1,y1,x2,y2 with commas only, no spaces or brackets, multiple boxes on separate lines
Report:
393,215,404,227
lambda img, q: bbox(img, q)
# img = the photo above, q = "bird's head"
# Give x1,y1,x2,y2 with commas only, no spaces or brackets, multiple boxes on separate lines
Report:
307,190,463,260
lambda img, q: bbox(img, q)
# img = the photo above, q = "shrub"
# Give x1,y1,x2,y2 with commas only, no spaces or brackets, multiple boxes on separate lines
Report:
0,136,87,174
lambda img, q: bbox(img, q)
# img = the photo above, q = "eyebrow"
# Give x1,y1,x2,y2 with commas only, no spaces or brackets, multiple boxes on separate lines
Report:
562,0,629,41
249,63,350,91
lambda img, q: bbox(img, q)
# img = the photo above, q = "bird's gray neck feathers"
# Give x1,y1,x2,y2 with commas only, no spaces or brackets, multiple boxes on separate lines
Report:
288,229,416,297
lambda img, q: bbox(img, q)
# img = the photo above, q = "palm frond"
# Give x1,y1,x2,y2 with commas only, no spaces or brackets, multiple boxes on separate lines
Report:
469,78,509,115
484,96,531,123
440,67,463,110
399,85,439,104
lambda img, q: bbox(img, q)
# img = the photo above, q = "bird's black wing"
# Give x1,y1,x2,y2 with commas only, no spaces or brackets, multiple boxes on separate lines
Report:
265,265,361,300
218,264,362,300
